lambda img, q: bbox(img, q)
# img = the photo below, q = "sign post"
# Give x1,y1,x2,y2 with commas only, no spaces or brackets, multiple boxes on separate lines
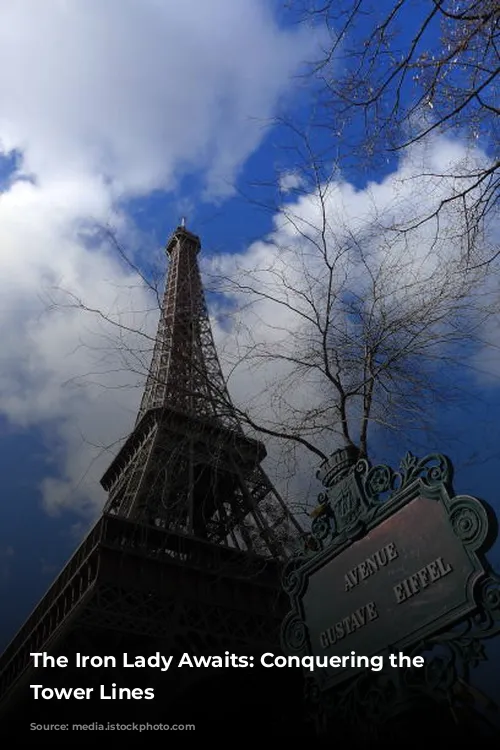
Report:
281,448,500,737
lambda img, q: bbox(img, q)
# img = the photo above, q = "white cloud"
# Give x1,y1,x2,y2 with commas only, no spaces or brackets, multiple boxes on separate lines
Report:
208,135,496,490
0,187,152,513
0,1,319,518
1,131,494,523
0,0,318,198
0,2,495,526
278,171,304,193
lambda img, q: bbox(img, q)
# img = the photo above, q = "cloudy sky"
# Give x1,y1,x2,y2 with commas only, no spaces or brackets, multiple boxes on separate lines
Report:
0,0,323,642
1,0,500,699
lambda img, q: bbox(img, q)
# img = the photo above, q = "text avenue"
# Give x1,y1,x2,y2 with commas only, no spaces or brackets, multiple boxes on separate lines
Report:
320,540,454,649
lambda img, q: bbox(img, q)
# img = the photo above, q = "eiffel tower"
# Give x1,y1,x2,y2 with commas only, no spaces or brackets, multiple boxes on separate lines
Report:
0,223,307,735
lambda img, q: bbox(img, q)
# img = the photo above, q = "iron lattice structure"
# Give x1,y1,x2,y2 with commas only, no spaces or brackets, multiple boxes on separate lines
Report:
103,224,302,554
0,224,304,729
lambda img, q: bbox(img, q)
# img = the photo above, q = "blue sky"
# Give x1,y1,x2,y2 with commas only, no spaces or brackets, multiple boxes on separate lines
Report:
0,0,500,706
0,0,320,646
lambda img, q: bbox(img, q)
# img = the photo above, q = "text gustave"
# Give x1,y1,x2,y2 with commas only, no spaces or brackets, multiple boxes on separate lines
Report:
319,542,453,648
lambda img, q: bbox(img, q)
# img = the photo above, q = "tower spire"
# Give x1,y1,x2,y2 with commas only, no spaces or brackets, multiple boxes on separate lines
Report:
102,223,303,555
135,224,239,429
0,220,304,732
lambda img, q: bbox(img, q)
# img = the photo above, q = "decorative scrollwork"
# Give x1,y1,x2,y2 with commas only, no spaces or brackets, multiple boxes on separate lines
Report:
282,614,307,652
282,557,308,596
399,451,419,478
354,457,370,481
304,450,458,553
311,514,332,542
364,464,394,498
298,535,322,556
422,652,456,694
360,674,398,724
308,626,495,735
456,638,486,669
398,452,452,491
412,575,500,679
289,447,499,739
450,497,488,550
478,574,500,616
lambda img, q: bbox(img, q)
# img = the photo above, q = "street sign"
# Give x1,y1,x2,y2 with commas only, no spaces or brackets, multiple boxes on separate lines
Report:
302,493,484,688
281,449,500,721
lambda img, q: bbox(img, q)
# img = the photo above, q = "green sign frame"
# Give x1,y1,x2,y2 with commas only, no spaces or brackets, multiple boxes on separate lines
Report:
281,450,500,731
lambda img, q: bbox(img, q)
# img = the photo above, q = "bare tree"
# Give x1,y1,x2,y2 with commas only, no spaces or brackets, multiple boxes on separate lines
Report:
43,141,496,527
289,0,500,265
207,151,493,466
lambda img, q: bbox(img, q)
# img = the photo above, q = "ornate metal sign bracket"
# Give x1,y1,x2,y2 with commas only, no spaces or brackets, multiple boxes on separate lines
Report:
281,447,500,736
